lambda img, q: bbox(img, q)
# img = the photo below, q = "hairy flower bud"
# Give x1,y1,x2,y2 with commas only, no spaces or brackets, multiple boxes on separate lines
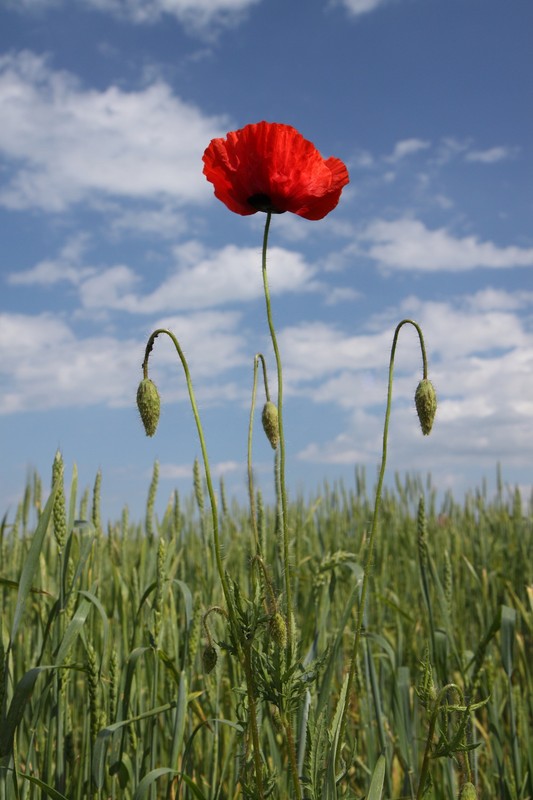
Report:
202,644,218,674
269,612,287,649
137,378,160,437
262,401,279,449
458,783,478,800
415,378,437,435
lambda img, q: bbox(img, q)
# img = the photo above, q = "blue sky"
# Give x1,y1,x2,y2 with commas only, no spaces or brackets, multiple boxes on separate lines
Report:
1,0,532,522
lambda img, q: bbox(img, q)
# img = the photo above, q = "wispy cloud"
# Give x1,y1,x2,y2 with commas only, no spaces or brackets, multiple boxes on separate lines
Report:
465,145,519,164
385,138,431,163
335,0,390,18
0,308,248,414
0,312,139,413
359,218,533,271
70,242,319,314
7,234,93,285
4,0,260,33
0,51,228,211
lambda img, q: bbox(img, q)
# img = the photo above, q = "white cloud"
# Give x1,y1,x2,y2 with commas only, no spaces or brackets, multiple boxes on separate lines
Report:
295,296,533,476
324,286,361,305
77,242,319,313
7,234,94,285
465,146,518,164
336,0,390,17
109,202,188,239
2,288,531,491
0,312,138,413
279,322,392,385
0,309,248,413
466,287,533,312
0,51,228,211
4,0,260,33
385,138,431,163
145,310,247,378
359,218,533,271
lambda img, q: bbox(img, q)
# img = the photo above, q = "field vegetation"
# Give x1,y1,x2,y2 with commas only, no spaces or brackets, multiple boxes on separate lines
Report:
1,461,531,799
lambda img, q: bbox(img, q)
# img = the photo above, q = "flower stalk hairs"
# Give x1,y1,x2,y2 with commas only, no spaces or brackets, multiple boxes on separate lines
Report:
137,121,442,799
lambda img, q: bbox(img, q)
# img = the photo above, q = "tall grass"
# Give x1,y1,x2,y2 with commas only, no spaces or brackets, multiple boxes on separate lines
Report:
0,463,531,799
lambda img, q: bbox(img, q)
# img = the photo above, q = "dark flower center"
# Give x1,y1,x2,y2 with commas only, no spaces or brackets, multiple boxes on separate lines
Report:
247,193,285,214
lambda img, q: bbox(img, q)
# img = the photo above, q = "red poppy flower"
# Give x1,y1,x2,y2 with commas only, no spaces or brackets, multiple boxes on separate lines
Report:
202,121,349,221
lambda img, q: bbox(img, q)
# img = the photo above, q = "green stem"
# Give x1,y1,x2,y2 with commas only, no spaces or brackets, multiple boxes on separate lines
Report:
242,643,265,800
142,330,232,617
260,214,303,800
247,354,269,556
416,683,461,800
336,318,430,769
281,713,303,800
142,329,265,798
260,214,293,645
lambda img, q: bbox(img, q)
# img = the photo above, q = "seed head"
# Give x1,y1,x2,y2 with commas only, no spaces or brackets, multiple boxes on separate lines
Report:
262,401,279,449
415,378,437,435
137,378,161,437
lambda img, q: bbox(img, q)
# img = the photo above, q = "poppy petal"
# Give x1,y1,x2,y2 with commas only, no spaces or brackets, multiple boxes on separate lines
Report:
203,122,349,220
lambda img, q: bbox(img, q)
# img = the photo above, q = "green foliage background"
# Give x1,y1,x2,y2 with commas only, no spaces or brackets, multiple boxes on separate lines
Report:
1,463,532,799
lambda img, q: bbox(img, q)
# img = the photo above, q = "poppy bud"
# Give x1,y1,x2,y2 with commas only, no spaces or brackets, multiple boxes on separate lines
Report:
202,644,217,674
262,401,279,449
414,378,437,436
458,783,477,800
269,612,287,649
137,378,160,437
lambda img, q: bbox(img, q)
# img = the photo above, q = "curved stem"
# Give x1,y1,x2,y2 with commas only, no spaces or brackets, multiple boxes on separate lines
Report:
260,214,293,645
143,329,268,798
336,318,430,768
142,329,231,614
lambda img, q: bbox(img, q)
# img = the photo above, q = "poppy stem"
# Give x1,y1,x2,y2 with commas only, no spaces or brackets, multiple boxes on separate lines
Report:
336,319,431,773
141,329,234,617
247,353,269,556
260,213,293,647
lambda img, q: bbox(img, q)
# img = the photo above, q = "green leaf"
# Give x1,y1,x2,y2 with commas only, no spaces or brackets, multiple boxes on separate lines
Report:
78,589,111,669
0,666,55,757
16,772,70,800
133,767,178,800
179,773,208,800
169,670,188,769
92,699,178,788
500,604,516,677
54,595,93,667
367,754,386,800
172,578,193,628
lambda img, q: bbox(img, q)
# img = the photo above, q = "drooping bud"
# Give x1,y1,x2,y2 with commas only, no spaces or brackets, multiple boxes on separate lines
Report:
458,782,477,800
202,644,218,674
262,401,279,449
137,378,160,437
414,378,437,435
